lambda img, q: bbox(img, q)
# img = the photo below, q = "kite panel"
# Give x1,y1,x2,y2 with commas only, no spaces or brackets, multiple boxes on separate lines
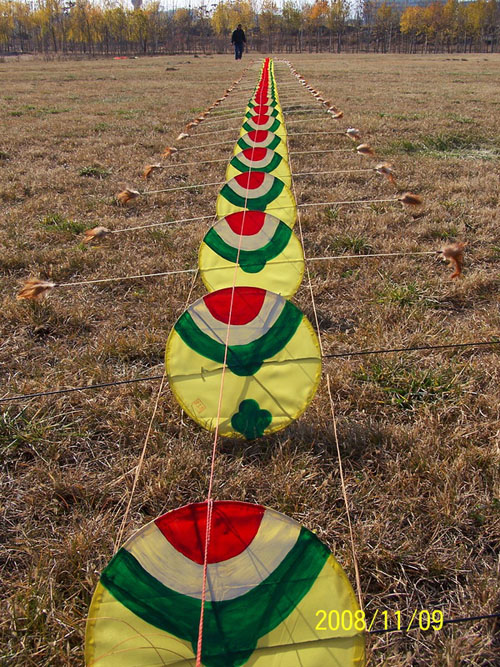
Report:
165,287,320,438
248,99,279,110
235,131,288,160
86,501,365,666
217,173,296,228
199,212,304,298
245,106,284,122
240,115,286,138
226,149,291,188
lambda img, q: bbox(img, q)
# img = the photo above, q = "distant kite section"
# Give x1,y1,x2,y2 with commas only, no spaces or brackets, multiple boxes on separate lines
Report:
86,500,364,666
84,58,367,667
166,57,320,440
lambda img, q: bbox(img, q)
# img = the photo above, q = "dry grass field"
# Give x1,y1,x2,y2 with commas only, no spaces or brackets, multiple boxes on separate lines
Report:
1,52,499,666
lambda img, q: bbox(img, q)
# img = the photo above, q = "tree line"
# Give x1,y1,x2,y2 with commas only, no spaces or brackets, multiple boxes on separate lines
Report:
0,0,498,56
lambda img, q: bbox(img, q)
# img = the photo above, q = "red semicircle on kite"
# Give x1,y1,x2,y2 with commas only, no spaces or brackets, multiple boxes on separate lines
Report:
155,500,265,564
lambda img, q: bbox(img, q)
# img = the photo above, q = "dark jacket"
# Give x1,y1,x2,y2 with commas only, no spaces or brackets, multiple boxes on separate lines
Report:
231,28,246,45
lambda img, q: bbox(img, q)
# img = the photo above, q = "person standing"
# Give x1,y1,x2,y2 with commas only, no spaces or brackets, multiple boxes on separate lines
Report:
231,24,246,60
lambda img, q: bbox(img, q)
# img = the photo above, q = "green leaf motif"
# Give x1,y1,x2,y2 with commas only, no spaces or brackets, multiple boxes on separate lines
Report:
231,400,272,439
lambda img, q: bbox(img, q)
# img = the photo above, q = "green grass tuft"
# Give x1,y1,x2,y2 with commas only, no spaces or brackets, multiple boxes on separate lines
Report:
329,235,373,255
376,281,430,307
324,207,339,221
40,214,86,234
355,361,460,410
78,165,111,179
389,131,498,155
447,114,474,124
423,225,459,241
115,109,140,119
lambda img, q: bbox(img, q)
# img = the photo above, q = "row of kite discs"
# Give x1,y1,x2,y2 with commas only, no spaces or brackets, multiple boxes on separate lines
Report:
86,60,365,666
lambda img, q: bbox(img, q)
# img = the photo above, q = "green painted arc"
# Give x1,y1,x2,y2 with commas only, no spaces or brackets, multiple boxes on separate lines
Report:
230,151,284,177
249,97,279,105
242,118,281,135
237,134,282,153
174,299,302,376
203,222,292,274
248,99,279,109
245,108,281,119
100,527,329,667
220,177,285,212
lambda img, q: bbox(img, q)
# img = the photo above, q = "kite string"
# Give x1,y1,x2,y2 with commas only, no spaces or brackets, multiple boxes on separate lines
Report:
104,195,411,241
285,108,324,355
326,375,364,611
176,138,235,151
298,197,398,208
157,157,229,169
110,214,215,235
195,75,257,667
110,167,205,556
295,168,373,176
114,371,167,553
285,63,365,610
284,64,362,606
103,57,240,559
139,170,375,196
3,340,498,405
58,268,196,288
291,148,355,155
200,103,330,125
143,181,224,195
184,120,341,139
190,126,240,137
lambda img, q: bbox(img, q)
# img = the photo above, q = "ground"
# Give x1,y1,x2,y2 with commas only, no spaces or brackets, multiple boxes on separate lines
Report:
0,52,499,666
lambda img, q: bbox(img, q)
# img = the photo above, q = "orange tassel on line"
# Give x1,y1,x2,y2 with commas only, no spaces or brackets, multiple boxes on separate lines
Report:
399,192,423,207
356,143,375,156
375,162,396,185
17,278,55,301
441,242,466,279
329,110,344,119
83,226,110,244
162,146,178,159
116,188,140,205
143,164,161,180
346,128,362,141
